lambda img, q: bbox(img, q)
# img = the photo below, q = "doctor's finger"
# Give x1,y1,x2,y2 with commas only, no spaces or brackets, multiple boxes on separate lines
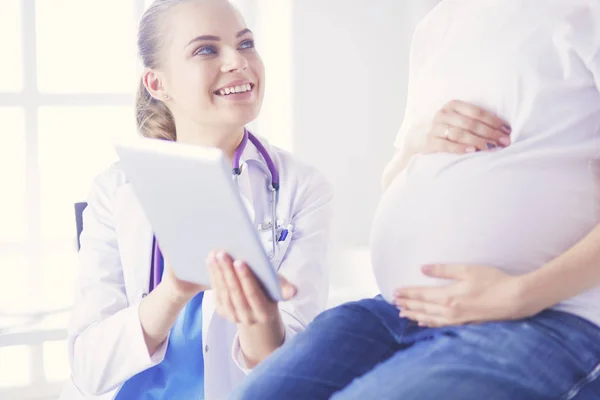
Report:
235,261,272,323
208,259,222,308
278,274,298,301
218,253,254,324
210,257,238,322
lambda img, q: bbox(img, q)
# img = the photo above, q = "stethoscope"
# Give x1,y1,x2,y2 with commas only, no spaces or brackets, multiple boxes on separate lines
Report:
148,129,286,292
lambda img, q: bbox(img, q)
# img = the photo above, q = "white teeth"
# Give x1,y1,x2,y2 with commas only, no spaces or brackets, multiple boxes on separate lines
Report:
218,83,253,95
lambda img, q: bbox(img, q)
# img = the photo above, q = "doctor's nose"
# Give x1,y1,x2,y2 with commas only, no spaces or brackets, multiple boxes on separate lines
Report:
221,48,249,72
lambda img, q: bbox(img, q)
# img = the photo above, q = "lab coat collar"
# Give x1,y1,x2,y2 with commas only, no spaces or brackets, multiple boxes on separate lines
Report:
236,133,273,225
237,131,271,166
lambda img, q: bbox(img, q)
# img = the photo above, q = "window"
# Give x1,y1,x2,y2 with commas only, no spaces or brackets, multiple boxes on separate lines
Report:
0,1,146,398
0,1,288,398
0,1,23,92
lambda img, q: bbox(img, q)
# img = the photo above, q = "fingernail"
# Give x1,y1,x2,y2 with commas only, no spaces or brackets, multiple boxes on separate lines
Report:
499,136,511,146
422,264,434,273
233,260,244,270
465,147,476,153
217,252,225,261
502,124,512,133
393,289,402,297
283,285,297,298
486,142,496,149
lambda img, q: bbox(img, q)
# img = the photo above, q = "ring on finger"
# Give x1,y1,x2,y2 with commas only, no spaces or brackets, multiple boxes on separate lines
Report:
443,127,451,140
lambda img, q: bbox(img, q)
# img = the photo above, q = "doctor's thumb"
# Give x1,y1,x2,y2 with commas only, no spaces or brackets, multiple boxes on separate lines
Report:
279,275,297,300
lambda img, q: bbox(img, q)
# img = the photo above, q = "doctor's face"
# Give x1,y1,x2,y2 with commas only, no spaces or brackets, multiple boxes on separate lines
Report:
156,0,265,130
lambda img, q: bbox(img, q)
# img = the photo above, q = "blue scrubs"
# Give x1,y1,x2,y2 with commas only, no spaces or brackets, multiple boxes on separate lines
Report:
116,252,205,399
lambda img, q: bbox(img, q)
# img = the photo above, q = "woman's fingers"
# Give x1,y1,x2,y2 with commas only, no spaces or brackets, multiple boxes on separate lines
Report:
445,99,511,134
443,124,489,151
425,136,476,154
433,103,512,149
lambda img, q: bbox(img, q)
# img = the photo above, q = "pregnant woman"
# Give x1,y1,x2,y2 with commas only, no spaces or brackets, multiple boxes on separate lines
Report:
231,1,600,399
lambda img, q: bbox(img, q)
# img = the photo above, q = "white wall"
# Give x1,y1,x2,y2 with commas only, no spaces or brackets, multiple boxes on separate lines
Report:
286,1,442,300
289,1,434,249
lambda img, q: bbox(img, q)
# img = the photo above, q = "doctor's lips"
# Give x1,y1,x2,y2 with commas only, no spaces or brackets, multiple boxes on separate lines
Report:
214,80,255,96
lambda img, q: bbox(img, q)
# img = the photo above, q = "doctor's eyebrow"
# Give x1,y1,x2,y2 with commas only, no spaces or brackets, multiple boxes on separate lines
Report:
185,28,253,47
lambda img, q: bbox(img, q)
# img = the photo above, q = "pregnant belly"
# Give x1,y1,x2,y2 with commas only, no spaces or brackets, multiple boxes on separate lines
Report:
370,153,597,302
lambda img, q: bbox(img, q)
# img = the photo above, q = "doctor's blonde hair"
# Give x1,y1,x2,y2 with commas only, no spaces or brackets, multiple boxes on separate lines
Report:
136,0,195,141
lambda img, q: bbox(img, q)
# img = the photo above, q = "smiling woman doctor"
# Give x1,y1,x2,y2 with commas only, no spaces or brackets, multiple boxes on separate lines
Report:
59,1,333,399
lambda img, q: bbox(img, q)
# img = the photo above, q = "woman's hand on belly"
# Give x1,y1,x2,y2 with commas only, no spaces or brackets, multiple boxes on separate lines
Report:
383,100,512,190
408,99,513,155
392,264,544,327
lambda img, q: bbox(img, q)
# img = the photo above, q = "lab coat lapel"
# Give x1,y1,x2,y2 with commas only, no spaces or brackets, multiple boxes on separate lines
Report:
113,182,154,302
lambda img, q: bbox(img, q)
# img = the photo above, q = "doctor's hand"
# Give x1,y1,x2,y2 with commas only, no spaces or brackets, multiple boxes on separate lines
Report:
392,264,545,327
208,251,297,325
161,263,209,304
407,100,512,155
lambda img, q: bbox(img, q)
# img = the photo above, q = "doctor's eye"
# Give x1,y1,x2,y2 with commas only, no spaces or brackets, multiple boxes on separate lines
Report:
238,40,255,50
193,45,218,56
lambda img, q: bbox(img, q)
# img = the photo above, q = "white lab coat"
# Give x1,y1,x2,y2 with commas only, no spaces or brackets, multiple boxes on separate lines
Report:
59,136,334,400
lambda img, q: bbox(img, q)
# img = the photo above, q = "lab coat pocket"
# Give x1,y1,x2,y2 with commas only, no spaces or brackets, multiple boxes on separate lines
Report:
257,224,294,271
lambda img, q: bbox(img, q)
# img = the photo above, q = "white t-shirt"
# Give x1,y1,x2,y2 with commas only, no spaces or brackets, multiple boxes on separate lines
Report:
370,0,600,326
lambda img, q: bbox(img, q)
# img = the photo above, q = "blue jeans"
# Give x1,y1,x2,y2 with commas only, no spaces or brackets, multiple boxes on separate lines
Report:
231,296,600,400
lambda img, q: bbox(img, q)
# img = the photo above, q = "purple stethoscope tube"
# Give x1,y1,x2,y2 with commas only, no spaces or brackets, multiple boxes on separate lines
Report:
148,129,280,292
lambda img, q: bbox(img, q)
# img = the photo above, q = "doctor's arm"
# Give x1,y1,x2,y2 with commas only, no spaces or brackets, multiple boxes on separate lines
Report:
139,267,206,354
68,170,199,396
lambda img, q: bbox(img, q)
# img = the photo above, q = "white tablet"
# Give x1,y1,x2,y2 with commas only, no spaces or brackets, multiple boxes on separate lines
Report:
114,136,283,302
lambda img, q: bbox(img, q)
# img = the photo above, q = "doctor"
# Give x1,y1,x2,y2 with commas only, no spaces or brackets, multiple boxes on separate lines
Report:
60,0,333,399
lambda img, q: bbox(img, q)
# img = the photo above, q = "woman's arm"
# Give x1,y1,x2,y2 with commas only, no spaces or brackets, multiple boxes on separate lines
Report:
519,223,600,313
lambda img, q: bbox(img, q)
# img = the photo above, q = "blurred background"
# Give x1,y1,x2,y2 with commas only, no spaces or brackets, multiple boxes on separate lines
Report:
0,0,440,398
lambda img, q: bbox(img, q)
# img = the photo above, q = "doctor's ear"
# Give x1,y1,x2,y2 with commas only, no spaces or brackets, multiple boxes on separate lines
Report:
143,69,170,102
